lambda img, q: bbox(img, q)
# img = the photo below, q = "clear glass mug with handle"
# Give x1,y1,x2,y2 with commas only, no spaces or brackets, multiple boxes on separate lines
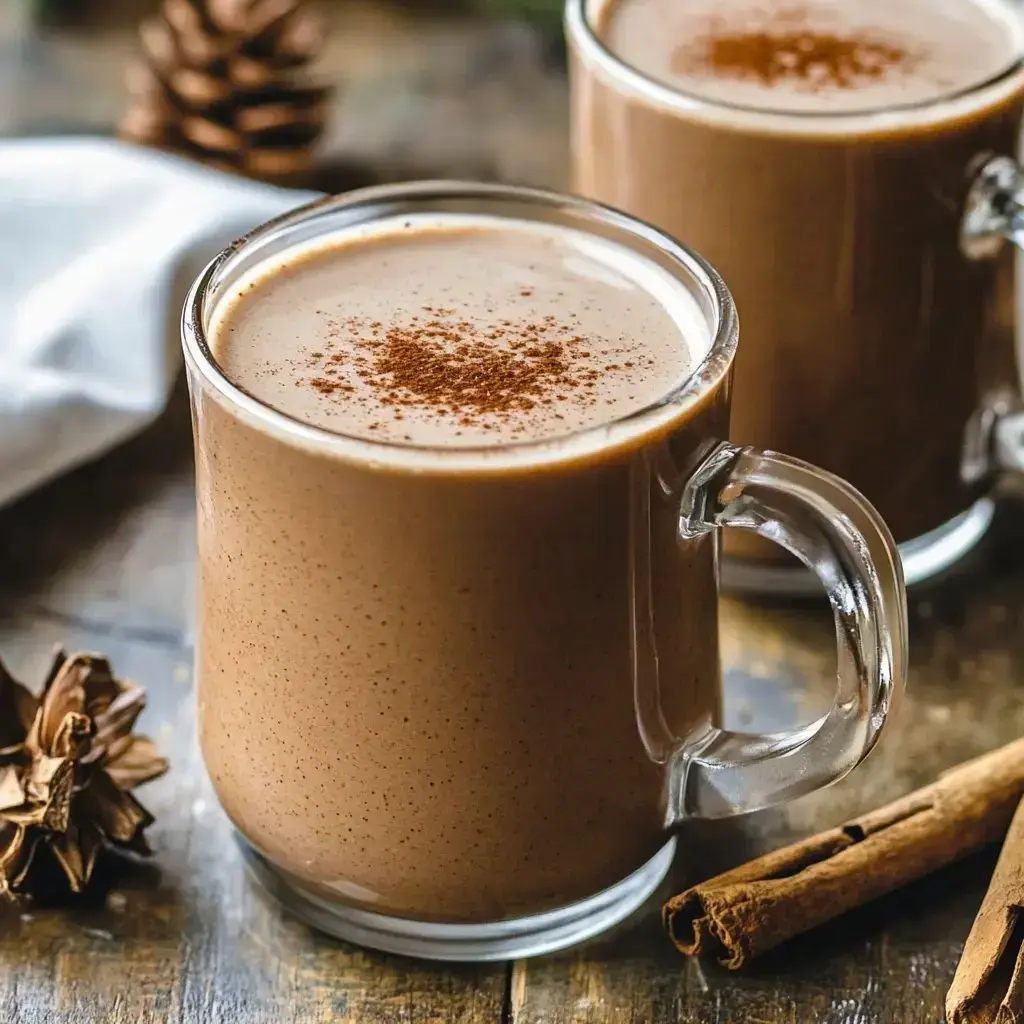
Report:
568,0,1024,595
183,182,908,960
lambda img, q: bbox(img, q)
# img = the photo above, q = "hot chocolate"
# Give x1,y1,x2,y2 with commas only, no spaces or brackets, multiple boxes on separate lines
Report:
196,213,724,921
571,0,1024,566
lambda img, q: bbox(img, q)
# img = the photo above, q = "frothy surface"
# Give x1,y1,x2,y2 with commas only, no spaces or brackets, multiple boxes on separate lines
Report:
598,0,1023,114
210,215,707,448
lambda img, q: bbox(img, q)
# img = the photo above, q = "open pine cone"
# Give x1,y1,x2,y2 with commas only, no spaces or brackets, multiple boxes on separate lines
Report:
0,650,168,899
119,0,330,184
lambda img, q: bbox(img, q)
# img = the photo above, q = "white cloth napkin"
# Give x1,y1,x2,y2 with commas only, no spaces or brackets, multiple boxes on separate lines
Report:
0,136,312,509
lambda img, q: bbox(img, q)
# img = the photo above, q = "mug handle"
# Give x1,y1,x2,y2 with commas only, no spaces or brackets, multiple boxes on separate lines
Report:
962,156,1024,477
667,443,908,820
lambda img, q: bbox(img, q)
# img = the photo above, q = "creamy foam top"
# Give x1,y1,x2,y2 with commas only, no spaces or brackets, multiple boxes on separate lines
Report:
597,0,1024,114
209,214,710,448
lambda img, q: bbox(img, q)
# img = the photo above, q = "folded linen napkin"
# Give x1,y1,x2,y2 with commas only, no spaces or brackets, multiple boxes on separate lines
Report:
0,136,312,509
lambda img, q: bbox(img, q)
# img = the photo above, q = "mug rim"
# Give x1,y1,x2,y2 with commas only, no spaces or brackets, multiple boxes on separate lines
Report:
565,0,1024,135
182,180,738,474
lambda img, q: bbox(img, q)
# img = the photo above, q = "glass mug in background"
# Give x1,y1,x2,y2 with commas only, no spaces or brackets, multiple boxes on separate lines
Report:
568,0,1024,594
183,183,907,961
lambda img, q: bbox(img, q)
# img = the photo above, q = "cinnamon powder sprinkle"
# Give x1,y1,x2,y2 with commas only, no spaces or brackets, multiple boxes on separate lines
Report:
303,310,631,426
675,8,917,90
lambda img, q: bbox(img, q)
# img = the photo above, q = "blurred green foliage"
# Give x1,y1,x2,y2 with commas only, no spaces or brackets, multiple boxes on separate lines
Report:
478,0,563,27
28,0,68,23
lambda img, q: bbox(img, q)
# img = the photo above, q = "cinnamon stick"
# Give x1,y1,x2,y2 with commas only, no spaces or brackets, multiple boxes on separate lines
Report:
663,739,1024,969
947,795,1024,1024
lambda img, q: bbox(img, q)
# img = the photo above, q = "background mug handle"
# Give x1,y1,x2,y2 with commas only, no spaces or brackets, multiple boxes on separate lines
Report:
961,156,1024,479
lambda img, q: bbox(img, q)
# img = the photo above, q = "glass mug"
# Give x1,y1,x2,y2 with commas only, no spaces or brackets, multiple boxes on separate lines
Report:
182,182,908,961
568,0,1024,595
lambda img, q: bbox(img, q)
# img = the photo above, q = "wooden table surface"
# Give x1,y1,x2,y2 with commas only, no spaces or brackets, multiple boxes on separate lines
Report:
2,5,1024,1022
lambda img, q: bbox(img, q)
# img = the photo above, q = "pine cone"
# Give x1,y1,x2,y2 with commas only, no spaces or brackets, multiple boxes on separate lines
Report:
119,0,330,184
0,650,168,900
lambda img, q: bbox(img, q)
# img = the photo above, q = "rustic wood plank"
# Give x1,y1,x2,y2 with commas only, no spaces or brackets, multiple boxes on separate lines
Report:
507,847,991,1024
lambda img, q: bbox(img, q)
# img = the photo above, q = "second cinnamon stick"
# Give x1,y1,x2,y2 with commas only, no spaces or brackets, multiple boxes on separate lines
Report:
663,738,1024,969
947,794,1024,1024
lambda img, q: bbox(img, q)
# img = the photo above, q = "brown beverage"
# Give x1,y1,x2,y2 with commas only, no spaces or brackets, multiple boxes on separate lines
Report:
196,211,725,921
184,184,906,960
570,0,1024,568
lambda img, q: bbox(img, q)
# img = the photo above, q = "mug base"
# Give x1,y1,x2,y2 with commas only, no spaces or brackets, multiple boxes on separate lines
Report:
721,497,995,597
238,834,676,962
